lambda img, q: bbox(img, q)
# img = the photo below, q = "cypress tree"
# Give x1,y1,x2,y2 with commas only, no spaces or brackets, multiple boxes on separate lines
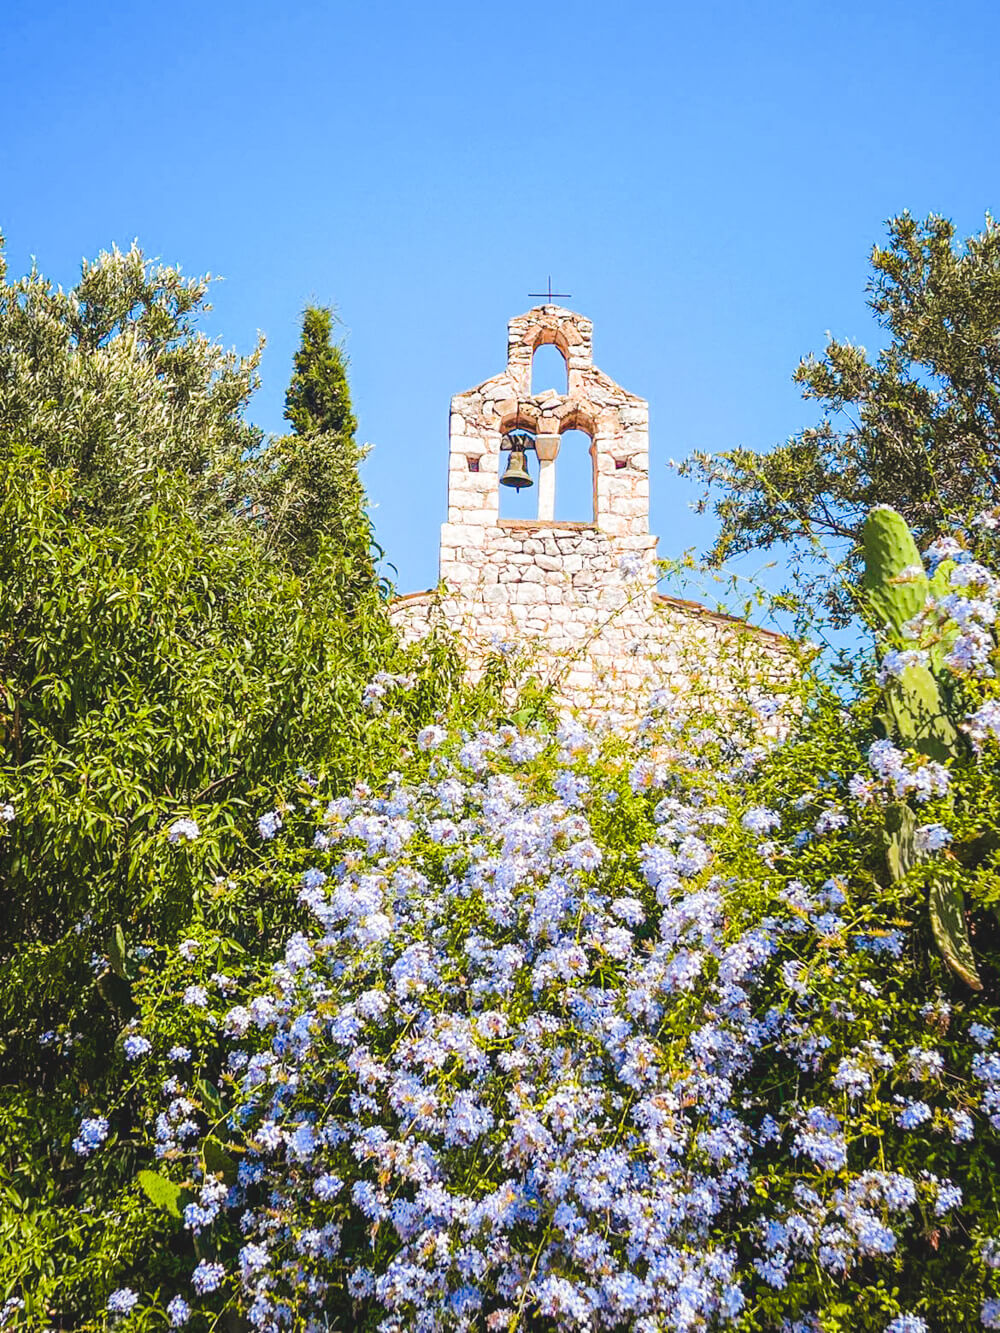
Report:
254,306,376,591
284,305,358,440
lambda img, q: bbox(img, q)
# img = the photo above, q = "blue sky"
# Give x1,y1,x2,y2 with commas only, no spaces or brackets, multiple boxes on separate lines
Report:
3,0,998,617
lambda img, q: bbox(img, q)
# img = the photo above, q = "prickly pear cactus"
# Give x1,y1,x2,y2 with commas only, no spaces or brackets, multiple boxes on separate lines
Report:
929,875,983,991
862,505,930,643
885,802,917,883
884,663,961,766
884,800,981,988
864,507,979,987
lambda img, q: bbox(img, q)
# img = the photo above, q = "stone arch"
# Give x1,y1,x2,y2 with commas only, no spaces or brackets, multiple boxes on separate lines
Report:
555,419,597,523
554,401,598,437
498,402,541,435
530,339,568,396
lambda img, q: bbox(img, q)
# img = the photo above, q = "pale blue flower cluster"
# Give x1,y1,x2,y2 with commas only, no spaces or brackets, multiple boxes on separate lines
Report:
98,562,1000,1328
72,1114,109,1157
118,695,987,1333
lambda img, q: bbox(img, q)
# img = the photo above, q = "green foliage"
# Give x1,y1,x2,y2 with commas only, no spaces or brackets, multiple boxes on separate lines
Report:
243,305,376,586
0,234,262,532
284,306,357,440
41,647,1000,1331
0,243,487,1326
681,211,1000,623
136,1171,186,1220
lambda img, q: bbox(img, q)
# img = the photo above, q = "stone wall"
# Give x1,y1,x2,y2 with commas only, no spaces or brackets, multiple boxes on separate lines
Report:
390,305,790,727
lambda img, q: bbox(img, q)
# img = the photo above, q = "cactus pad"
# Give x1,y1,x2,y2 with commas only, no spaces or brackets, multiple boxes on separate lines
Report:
862,507,929,642
885,663,961,764
928,875,982,990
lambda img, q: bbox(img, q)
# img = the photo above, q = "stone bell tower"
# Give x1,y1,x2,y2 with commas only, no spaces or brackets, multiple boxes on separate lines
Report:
441,305,655,584
391,305,787,726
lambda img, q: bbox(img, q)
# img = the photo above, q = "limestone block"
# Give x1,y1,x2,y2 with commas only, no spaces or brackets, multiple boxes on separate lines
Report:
520,566,545,584
443,523,487,546
460,507,500,526
442,563,480,585
512,583,544,604
620,406,648,428
610,496,649,519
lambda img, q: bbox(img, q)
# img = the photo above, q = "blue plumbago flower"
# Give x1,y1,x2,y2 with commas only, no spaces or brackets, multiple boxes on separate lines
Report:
965,698,1000,749
167,817,199,843
166,1295,191,1327
877,647,929,685
107,1287,138,1315
103,671,1000,1332
257,809,282,840
950,1109,974,1143
191,1259,226,1294
72,1115,109,1157
123,1034,151,1061
938,1183,965,1221
741,806,781,836
983,1299,1000,1329
896,1099,932,1129
814,806,848,835
168,1045,192,1063
906,1046,945,1081
793,1107,847,1171
884,1316,928,1333
914,823,951,853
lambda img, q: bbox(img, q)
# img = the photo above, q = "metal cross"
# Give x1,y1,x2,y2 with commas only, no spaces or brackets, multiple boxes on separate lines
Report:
529,275,572,303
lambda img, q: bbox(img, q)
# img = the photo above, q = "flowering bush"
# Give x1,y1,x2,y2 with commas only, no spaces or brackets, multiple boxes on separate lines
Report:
13,514,1000,1331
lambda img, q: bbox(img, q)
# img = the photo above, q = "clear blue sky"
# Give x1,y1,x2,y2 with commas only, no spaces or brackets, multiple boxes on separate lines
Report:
3,0,998,612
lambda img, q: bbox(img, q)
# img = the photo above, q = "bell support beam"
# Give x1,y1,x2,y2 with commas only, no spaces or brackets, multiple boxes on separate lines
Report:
534,432,560,522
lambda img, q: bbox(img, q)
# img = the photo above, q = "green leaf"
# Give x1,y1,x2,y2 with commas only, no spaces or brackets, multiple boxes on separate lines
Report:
197,1077,225,1120
108,923,128,980
137,1169,185,1220
203,1136,238,1185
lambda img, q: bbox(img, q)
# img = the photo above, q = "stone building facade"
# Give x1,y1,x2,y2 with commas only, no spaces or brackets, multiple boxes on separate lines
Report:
390,305,789,726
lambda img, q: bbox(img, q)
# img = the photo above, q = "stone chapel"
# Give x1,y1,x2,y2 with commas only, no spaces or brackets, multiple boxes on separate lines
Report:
390,305,787,725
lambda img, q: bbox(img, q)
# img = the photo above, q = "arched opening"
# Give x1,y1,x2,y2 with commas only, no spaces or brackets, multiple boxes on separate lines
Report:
554,429,595,522
498,430,539,520
531,340,568,397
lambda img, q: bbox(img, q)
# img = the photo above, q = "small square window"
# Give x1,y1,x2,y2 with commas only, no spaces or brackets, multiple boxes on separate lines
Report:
614,458,627,470
467,456,480,472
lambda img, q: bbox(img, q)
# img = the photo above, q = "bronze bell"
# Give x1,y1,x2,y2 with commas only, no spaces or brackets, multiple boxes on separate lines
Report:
500,448,533,489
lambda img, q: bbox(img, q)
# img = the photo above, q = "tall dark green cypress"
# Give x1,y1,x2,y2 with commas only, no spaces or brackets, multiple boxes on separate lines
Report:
284,305,358,440
260,305,375,593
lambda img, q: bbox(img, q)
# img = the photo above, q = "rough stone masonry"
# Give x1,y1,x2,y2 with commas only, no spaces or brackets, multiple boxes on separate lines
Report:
391,305,790,727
